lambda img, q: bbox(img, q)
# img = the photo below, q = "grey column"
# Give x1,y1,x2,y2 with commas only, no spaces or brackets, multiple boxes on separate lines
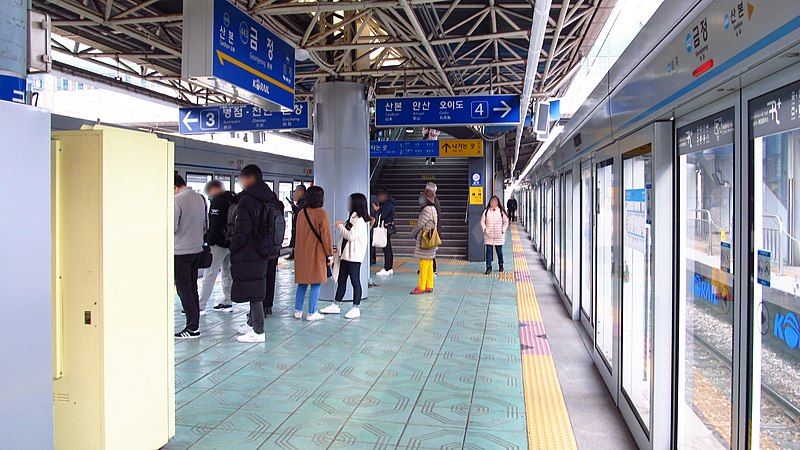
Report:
313,82,370,300
0,0,28,77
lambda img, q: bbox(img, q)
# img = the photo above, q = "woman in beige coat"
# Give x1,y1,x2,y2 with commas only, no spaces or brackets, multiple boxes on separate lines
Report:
293,186,333,321
411,189,439,294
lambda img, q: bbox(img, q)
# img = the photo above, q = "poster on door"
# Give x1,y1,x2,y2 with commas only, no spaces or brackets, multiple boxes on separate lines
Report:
625,188,648,253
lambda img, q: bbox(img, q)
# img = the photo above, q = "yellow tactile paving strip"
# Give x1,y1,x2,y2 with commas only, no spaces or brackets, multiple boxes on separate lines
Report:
512,225,578,450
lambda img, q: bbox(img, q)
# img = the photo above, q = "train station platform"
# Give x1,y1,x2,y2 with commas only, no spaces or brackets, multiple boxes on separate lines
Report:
166,225,634,450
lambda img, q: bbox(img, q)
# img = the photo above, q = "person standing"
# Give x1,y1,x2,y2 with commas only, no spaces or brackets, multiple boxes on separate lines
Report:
426,182,442,275
174,174,207,339
199,180,236,313
230,165,277,343
262,201,284,317
286,185,306,260
506,196,518,222
294,186,333,321
410,188,439,294
320,193,370,319
374,188,396,276
482,195,510,274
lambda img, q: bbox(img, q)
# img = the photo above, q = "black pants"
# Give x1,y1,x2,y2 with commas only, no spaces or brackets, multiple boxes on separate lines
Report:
509,210,517,221
382,234,394,270
175,252,202,331
247,300,264,334
433,258,437,273
264,257,278,308
335,260,362,306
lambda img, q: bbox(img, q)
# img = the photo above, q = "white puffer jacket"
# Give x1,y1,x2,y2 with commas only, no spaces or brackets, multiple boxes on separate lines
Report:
336,213,369,262
481,207,509,246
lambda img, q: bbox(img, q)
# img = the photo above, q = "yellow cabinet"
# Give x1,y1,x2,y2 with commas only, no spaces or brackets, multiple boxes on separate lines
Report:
52,126,175,450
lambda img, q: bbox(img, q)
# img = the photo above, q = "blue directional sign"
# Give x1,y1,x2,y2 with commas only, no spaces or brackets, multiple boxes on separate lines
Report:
179,102,310,134
370,140,438,158
212,0,295,109
0,74,26,104
375,94,521,127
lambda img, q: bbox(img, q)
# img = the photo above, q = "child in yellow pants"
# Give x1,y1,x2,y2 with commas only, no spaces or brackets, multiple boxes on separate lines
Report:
410,191,439,295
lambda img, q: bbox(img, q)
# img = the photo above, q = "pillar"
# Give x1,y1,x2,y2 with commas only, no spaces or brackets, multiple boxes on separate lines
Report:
313,82,370,300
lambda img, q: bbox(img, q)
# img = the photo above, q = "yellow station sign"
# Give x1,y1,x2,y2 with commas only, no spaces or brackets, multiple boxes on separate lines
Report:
439,139,484,157
469,186,484,205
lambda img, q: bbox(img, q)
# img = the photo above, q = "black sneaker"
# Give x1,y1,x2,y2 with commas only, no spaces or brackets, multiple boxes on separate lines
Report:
265,307,273,315
175,328,200,339
213,303,233,312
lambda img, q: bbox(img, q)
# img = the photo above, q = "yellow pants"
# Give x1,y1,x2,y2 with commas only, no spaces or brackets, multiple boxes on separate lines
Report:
418,259,434,291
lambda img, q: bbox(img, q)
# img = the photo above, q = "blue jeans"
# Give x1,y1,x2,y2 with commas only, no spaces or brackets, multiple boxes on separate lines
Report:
485,245,504,267
295,283,321,314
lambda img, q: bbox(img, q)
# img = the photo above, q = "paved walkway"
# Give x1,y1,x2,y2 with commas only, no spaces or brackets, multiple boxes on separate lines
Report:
168,238,529,449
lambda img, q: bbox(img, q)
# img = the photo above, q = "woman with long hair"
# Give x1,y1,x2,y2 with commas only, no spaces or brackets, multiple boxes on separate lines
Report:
481,195,509,274
410,188,439,294
320,193,371,319
293,186,333,321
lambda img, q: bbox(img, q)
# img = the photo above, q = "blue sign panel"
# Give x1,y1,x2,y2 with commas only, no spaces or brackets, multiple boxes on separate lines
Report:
375,94,521,127
0,74,26,104
212,0,295,109
370,140,438,158
179,102,310,134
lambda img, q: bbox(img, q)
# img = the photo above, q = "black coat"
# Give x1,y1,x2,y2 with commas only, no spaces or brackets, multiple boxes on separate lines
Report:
205,191,236,247
230,180,277,302
507,198,518,211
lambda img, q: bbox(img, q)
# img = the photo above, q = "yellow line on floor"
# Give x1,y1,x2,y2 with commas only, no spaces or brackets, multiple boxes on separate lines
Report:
512,225,577,450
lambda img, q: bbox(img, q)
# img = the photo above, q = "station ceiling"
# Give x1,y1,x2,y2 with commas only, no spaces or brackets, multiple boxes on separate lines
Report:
32,0,614,173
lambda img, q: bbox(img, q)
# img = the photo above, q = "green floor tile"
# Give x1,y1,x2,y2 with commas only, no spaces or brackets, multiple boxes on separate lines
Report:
397,424,465,449
189,429,269,449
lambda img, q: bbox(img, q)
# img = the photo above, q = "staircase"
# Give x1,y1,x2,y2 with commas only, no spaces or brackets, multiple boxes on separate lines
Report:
374,158,469,259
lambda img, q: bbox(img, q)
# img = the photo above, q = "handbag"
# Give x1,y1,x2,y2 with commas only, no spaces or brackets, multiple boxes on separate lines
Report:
372,214,388,248
419,210,441,250
304,208,333,278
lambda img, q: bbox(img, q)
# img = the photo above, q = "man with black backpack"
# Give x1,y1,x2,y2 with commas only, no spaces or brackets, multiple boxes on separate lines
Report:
229,165,285,343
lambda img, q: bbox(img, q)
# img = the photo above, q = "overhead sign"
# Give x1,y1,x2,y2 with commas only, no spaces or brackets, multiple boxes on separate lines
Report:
439,139,483,157
370,139,485,158
678,108,734,155
178,102,310,134
183,0,295,110
375,94,521,127
750,79,800,139
369,140,438,158
469,186,484,205
0,74,26,104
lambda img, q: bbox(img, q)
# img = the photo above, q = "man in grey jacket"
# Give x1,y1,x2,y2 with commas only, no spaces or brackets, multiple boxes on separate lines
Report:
174,174,207,338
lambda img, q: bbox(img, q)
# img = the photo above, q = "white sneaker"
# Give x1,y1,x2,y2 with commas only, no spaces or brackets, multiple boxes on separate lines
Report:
345,307,361,319
320,303,341,314
236,330,265,343
237,323,251,335
294,311,303,319
306,312,325,322
376,269,393,276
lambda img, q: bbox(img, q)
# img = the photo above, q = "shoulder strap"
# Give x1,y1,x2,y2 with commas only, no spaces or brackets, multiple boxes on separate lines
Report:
303,208,328,256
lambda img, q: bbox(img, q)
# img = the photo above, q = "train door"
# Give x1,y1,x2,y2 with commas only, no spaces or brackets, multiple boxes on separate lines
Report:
744,69,800,449
278,182,294,247
580,158,595,335
593,144,620,397
676,101,737,449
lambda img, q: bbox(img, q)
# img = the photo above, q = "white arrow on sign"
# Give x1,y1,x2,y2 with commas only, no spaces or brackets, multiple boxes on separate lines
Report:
182,111,199,131
492,101,512,118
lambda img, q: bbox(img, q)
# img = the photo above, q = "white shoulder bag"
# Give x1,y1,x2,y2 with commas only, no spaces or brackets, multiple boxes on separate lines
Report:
372,214,388,248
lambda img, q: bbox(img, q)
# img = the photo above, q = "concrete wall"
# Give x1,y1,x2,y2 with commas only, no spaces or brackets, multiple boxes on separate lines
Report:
0,101,54,448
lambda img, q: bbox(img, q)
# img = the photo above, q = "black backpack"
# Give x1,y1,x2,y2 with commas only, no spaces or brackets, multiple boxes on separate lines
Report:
256,199,285,260
224,202,239,244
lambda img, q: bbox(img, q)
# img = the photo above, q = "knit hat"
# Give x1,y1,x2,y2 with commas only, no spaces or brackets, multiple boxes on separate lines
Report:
425,182,438,193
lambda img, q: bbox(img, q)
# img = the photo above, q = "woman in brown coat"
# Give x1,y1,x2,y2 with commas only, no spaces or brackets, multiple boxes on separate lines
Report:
293,186,333,321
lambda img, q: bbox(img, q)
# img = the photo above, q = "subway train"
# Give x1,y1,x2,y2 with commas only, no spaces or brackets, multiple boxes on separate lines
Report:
52,114,314,245
514,0,800,448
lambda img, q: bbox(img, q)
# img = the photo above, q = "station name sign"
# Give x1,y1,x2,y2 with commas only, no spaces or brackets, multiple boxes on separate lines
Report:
375,94,521,127
178,102,310,134
370,139,484,158
183,0,295,110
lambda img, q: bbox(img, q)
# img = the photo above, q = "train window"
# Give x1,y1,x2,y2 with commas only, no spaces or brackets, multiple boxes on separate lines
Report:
278,182,294,247
555,174,562,283
214,174,232,191
565,170,574,302
596,158,616,368
749,81,800,448
581,160,594,321
186,173,212,202
621,145,653,433
234,176,243,193
677,109,735,448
